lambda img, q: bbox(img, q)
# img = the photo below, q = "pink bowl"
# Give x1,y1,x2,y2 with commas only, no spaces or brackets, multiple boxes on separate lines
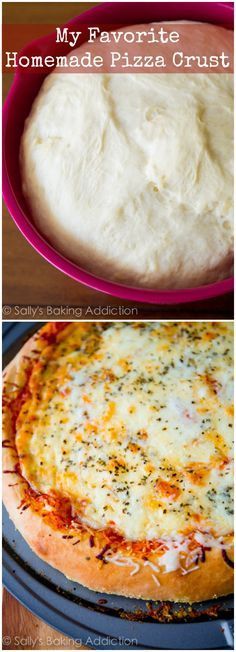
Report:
3,2,234,304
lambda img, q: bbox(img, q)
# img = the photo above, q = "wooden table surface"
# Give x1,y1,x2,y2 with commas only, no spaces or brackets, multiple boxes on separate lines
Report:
3,209,233,320
2,589,88,650
3,2,233,320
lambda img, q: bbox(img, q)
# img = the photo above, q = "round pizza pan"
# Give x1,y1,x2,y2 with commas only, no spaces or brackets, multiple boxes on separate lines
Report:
2,322,234,650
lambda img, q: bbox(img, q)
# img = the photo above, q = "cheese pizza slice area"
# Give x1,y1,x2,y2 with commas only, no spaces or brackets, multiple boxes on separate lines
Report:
16,322,233,544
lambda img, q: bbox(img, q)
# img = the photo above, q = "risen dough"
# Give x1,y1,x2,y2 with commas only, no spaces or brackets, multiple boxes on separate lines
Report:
21,25,233,289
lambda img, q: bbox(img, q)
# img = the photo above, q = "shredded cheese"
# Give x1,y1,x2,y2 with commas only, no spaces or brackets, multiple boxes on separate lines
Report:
15,322,233,574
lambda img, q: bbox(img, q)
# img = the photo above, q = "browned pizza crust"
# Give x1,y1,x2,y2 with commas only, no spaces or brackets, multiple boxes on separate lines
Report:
2,325,234,603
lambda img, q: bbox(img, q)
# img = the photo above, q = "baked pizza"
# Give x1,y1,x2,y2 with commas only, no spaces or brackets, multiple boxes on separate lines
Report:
3,322,234,602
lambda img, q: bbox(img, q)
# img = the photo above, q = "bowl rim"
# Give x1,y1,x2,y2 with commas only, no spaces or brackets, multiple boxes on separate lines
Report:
2,1,234,305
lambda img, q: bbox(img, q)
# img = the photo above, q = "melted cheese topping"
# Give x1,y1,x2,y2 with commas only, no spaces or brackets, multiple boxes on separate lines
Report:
17,322,233,543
